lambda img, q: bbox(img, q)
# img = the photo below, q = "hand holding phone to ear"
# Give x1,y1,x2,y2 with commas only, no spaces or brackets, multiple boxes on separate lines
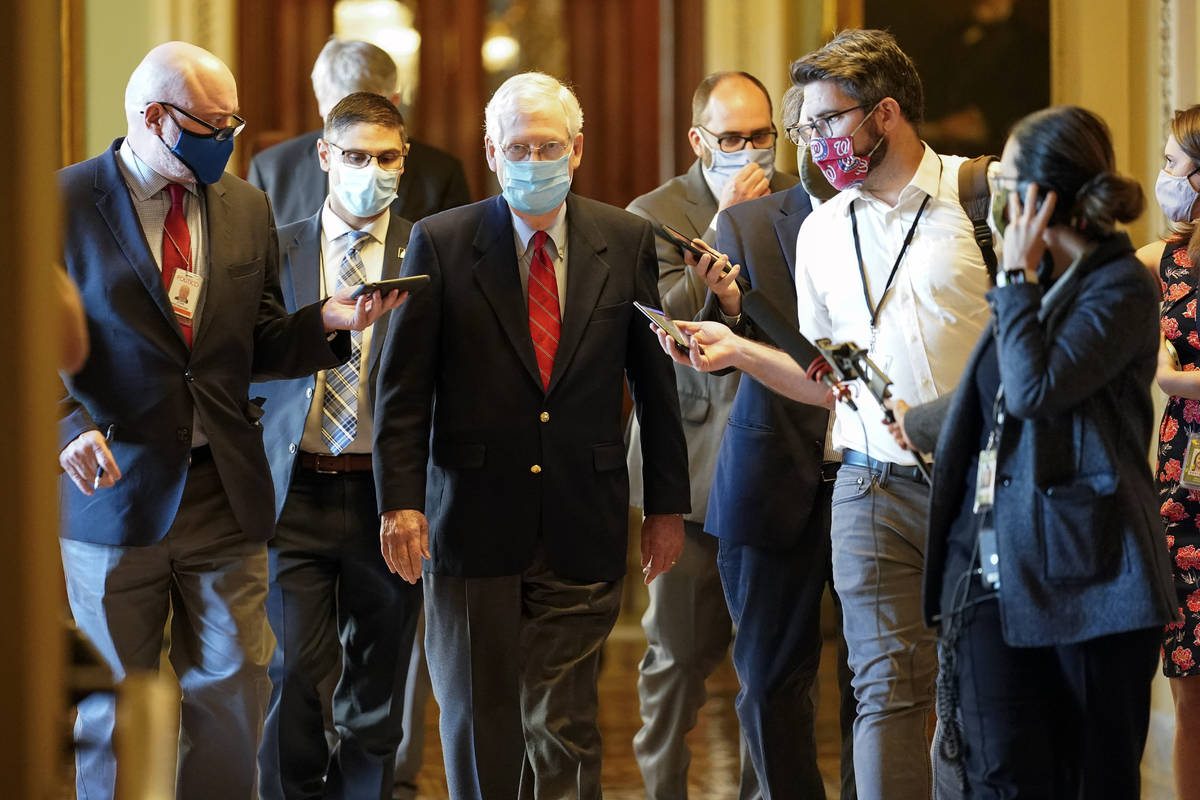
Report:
1002,182,1057,279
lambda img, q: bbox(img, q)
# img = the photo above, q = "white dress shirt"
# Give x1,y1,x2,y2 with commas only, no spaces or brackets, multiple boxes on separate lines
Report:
299,199,390,455
794,145,991,465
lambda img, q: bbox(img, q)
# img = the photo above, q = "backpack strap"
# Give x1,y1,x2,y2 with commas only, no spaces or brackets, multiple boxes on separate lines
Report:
958,154,999,280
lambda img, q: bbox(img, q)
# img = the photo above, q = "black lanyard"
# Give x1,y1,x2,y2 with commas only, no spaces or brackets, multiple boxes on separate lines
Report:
849,192,931,331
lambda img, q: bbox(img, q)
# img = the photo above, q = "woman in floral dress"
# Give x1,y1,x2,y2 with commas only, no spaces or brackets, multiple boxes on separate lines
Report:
1142,103,1200,800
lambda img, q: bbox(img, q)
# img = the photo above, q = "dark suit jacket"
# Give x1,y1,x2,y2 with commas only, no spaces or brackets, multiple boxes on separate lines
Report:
924,233,1175,646
248,129,470,227
372,194,691,582
700,183,830,550
625,161,797,524
252,209,413,519
57,139,349,547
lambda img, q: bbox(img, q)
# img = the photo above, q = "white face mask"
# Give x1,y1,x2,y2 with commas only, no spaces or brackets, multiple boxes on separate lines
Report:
1156,167,1200,223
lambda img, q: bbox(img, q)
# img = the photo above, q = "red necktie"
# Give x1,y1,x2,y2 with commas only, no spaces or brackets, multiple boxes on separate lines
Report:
528,230,560,390
163,183,193,347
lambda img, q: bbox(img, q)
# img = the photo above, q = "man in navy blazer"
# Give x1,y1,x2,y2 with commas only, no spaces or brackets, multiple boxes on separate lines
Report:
695,85,857,799
372,72,690,799
252,93,422,800
248,38,469,227
56,43,401,800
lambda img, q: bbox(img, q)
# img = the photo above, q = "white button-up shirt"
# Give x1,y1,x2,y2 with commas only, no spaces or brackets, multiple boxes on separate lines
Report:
299,198,390,455
794,145,991,464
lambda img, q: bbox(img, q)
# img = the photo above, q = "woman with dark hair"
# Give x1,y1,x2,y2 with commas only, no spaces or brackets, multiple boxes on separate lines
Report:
888,105,1176,796
1139,103,1200,800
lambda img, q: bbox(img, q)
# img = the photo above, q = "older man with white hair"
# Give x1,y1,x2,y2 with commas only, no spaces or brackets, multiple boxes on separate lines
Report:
372,71,690,799
56,41,402,800
249,37,470,227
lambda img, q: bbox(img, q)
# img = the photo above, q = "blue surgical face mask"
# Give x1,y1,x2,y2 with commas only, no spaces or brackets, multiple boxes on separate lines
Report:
333,162,400,218
500,153,573,216
162,126,234,185
701,144,777,196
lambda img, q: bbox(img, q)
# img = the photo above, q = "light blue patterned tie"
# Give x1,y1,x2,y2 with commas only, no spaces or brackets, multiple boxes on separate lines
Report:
321,230,371,454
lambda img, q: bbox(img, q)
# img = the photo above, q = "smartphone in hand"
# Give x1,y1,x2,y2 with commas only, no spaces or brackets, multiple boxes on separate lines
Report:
655,224,731,277
350,275,431,299
633,301,690,353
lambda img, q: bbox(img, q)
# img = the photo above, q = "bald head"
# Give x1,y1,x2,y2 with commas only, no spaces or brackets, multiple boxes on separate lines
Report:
123,42,241,184
125,42,237,121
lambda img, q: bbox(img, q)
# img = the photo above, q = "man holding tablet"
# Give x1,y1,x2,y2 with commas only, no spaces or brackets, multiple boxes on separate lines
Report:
254,91,422,800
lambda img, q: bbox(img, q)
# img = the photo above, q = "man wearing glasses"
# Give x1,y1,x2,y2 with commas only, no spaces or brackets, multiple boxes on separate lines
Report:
372,71,690,800
623,70,795,800
253,92,422,800
56,43,403,800
676,31,991,800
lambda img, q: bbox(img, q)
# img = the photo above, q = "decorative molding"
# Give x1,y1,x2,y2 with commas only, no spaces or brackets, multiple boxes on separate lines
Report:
1161,0,1173,143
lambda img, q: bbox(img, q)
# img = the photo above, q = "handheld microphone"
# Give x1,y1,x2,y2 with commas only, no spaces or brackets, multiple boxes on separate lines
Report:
742,290,856,410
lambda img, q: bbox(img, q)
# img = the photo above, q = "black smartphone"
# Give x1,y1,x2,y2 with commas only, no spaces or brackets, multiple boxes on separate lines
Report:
655,224,731,277
350,274,431,299
633,301,690,354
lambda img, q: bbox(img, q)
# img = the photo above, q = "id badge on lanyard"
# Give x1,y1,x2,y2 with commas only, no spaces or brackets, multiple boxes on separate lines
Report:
168,269,203,322
974,421,1002,590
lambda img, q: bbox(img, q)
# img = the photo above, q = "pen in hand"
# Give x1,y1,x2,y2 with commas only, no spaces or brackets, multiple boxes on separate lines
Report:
93,424,115,490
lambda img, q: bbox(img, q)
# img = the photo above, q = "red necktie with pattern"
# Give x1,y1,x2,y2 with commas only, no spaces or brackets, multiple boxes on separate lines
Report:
163,183,193,347
528,230,560,390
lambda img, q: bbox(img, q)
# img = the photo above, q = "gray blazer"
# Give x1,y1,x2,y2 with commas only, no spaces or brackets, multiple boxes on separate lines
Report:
625,160,797,523
923,233,1176,646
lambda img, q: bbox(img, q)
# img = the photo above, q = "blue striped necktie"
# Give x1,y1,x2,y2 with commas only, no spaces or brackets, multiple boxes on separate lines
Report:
321,229,371,454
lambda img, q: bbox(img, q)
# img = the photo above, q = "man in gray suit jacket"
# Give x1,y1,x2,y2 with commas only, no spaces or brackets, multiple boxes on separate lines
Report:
253,93,423,800
624,71,796,800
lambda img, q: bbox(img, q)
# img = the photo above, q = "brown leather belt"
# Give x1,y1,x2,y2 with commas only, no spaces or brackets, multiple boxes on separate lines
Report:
299,452,373,473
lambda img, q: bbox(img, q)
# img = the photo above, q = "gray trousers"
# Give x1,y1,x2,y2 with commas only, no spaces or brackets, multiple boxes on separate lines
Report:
423,549,622,800
635,523,760,800
830,464,939,800
62,457,273,800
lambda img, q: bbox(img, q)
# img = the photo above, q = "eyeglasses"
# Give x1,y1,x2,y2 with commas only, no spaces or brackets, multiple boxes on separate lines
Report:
787,104,870,145
500,141,570,162
326,141,407,171
696,125,778,153
151,101,246,142
986,161,1020,194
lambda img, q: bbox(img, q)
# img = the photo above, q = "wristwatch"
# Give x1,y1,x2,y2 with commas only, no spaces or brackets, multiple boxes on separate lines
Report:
996,269,1033,287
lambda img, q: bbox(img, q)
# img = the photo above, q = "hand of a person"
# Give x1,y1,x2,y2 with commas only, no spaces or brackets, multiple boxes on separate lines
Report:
717,162,771,212
676,319,743,372
322,287,406,332
640,513,684,584
1161,338,1182,372
882,397,916,452
685,248,743,316
59,430,121,496
379,508,430,583
1001,182,1057,278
